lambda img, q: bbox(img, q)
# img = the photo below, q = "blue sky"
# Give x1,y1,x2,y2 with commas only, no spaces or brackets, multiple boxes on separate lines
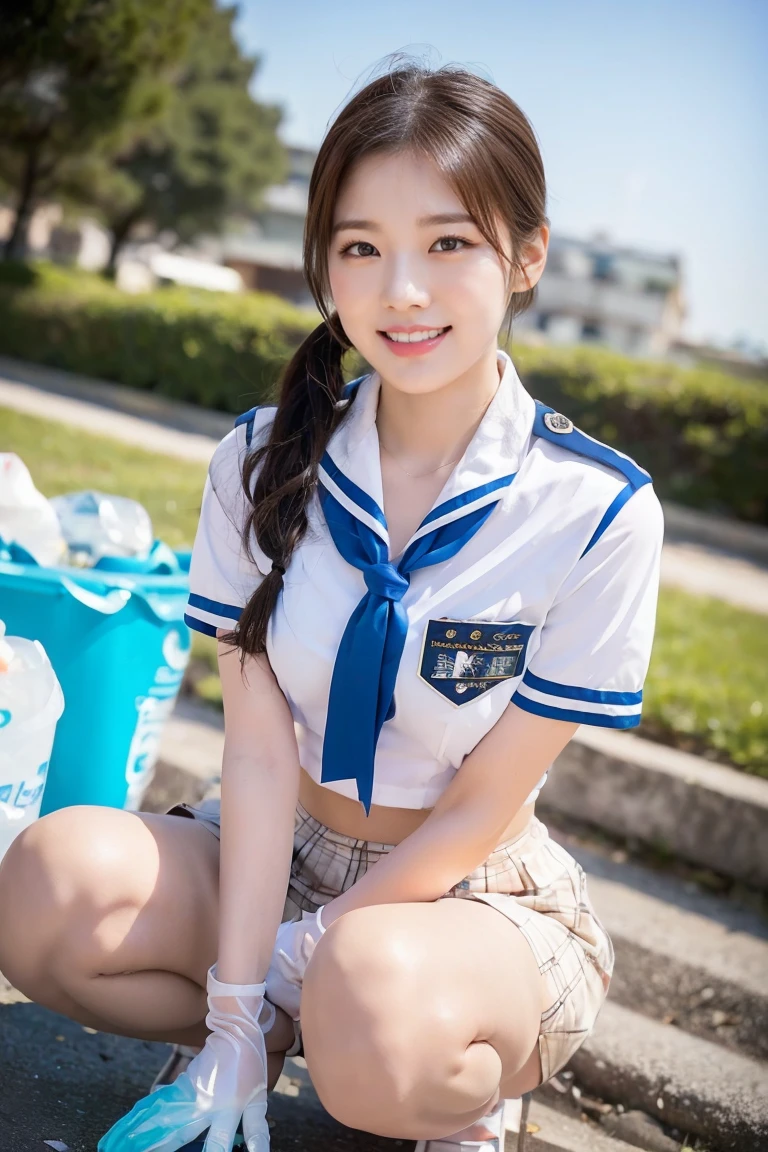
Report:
233,0,767,353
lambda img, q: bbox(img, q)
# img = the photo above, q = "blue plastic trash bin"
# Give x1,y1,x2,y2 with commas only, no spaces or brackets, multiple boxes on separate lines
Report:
0,538,193,814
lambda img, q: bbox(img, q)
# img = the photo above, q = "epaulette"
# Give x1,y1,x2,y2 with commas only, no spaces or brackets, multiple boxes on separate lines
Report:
532,400,653,556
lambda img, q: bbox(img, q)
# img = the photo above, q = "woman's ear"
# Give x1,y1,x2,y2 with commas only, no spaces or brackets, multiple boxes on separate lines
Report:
509,223,550,296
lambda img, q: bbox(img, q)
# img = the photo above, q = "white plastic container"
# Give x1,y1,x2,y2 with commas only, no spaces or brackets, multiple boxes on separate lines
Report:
0,620,65,862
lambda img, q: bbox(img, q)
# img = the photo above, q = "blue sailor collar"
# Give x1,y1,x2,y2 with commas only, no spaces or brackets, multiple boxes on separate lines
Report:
319,348,537,554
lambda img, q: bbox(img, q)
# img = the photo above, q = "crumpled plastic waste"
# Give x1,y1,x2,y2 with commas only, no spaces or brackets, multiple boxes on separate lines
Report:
0,453,67,567
50,490,153,566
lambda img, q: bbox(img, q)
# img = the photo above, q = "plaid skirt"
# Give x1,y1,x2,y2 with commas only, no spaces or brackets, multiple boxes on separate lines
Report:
166,797,614,1083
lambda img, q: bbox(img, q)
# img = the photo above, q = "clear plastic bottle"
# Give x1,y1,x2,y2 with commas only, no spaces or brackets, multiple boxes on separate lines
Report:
0,620,65,861
49,490,153,567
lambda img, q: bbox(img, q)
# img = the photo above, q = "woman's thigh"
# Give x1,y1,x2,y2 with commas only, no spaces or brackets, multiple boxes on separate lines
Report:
0,804,221,997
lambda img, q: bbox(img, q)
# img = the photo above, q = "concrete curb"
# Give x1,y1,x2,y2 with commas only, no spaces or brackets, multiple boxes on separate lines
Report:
663,499,768,567
570,1000,768,1151
0,353,234,441
542,724,768,889
570,842,768,1063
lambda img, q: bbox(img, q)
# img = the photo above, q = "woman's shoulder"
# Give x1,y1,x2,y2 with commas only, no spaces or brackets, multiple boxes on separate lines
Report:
232,402,279,450
206,403,278,523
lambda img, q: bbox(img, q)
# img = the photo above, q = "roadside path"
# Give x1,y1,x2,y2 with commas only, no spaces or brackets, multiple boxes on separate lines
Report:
2,355,767,614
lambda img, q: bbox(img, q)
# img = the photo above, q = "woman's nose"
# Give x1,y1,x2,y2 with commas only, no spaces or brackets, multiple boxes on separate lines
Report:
380,254,431,311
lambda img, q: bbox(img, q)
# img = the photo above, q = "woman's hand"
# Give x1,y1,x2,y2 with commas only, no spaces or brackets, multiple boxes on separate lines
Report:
97,964,275,1152
264,907,326,1020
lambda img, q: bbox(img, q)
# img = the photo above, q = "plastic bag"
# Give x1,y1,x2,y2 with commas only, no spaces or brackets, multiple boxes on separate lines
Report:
0,619,65,860
0,454,68,567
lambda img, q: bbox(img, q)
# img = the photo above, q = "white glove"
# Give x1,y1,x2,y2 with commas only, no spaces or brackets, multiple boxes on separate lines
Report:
264,906,327,1020
97,963,275,1152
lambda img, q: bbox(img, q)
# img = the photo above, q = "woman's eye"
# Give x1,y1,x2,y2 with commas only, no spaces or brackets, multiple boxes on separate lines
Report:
433,235,469,252
340,241,377,258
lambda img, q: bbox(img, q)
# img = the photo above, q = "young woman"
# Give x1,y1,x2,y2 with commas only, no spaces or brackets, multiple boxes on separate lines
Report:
0,60,663,1152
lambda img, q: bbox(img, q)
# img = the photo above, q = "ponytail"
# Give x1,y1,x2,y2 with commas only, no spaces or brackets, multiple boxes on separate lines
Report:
218,316,353,662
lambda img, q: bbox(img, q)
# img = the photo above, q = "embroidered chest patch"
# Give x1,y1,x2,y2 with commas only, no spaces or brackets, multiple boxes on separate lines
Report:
418,618,535,706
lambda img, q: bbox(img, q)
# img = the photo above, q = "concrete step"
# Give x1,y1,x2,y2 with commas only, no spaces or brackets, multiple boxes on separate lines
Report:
570,1000,768,1152
524,1100,659,1152
562,835,768,1063
541,723,768,889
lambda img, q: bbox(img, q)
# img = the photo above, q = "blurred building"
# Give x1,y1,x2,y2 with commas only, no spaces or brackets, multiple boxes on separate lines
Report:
513,230,685,358
218,144,313,306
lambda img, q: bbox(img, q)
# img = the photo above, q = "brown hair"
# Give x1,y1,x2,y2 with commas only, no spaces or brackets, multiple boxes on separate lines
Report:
220,55,549,663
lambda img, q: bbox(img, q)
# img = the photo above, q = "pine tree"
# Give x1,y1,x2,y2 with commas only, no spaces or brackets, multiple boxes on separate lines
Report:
0,0,208,258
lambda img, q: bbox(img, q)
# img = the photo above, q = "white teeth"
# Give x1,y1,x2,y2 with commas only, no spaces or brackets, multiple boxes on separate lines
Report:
385,327,447,343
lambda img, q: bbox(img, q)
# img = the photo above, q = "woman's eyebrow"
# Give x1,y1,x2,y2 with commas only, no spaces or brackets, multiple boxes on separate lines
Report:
331,212,476,237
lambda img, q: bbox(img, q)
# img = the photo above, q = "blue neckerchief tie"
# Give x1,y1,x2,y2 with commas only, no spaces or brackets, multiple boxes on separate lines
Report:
317,451,517,814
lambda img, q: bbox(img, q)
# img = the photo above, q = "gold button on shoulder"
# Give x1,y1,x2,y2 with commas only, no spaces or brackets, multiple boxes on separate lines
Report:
543,411,574,434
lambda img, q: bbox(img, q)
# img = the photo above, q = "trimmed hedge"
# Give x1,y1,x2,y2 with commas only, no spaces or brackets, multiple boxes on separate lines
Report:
0,260,766,524
0,260,317,413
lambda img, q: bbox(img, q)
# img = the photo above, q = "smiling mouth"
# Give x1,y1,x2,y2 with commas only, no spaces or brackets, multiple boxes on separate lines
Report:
380,326,452,344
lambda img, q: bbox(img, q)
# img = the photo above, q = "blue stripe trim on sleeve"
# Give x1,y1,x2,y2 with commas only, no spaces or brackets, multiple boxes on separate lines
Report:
522,669,643,706
187,593,242,620
512,692,642,728
580,482,639,557
183,613,219,638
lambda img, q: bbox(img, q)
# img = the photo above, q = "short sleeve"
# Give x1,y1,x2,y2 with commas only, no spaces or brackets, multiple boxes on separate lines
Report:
183,429,268,638
512,482,664,728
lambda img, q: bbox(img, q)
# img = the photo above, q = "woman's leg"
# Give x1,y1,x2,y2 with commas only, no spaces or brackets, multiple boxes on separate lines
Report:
0,804,294,1085
299,896,548,1142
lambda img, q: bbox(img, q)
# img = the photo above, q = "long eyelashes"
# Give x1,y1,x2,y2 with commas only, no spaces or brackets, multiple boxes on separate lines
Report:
337,234,473,258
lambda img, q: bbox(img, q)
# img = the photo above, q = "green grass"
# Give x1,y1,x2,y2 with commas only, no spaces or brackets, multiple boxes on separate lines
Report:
3,404,766,776
642,586,767,775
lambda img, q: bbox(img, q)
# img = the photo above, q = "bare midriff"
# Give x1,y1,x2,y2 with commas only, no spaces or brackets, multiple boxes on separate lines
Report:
298,765,535,847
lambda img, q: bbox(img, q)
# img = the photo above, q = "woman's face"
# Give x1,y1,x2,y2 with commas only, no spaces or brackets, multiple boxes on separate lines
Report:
328,149,537,395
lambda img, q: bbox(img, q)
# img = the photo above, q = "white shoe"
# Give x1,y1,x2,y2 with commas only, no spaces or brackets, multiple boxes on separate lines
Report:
413,1094,531,1151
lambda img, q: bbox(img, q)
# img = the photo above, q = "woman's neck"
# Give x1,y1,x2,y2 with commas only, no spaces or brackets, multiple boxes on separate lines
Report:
375,347,502,471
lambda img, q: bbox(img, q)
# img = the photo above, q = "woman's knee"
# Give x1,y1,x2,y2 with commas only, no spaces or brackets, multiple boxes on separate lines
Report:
300,906,474,1131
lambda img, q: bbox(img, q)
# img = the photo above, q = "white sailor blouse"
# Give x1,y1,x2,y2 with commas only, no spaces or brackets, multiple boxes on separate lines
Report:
184,349,664,815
